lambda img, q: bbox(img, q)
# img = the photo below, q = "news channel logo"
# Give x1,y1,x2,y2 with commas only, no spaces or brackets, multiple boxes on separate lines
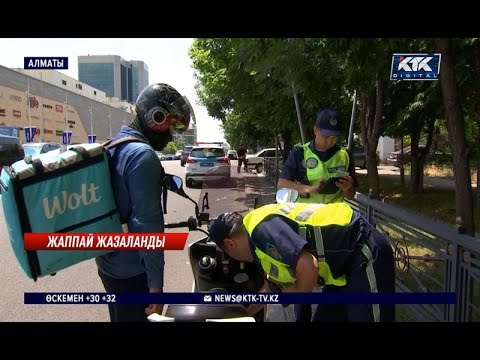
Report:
390,53,441,81
24,57,68,70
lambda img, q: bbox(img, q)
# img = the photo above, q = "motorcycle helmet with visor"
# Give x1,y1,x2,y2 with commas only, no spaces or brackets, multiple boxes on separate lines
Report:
136,83,194,135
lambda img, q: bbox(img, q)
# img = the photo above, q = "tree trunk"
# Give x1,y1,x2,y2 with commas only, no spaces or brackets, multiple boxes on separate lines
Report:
434,38,474,235
400,136,405,185
474,107,480,207
410,118,435,193
359,78,383,199
471,40,480,207
281,130,292,162
409,123,422,193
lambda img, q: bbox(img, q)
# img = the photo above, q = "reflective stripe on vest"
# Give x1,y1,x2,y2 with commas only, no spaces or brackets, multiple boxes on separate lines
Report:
243,202,353,286
298,142,350,204
361,243,380,322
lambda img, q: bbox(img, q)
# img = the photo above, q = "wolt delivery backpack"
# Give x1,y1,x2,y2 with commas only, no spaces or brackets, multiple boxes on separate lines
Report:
0,137,143,280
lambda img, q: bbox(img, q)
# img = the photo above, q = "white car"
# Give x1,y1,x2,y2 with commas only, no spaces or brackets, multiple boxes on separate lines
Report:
245,148,277,173
185,146,231,187
156,151,165,161
227,150,238,160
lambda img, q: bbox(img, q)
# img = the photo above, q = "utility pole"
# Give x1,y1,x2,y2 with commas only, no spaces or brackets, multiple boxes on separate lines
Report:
347,90,357,152
89,101,94,139
292,83,306,144
26,78,32,142
108,107,112,139
64,91,70,145
40,73,44,141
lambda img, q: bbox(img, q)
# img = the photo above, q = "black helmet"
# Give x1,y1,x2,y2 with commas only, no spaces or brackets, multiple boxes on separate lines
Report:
135,83,193,134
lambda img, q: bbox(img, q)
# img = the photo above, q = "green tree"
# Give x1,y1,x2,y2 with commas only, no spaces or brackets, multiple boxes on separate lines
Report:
163,142,177,154
435,38,475,235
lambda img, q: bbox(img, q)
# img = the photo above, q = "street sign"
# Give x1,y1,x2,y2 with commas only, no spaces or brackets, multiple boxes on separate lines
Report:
25,126,37,143
62,131,72,145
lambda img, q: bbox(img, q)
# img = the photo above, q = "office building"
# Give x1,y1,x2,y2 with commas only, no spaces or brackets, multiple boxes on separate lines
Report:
78,55,149,103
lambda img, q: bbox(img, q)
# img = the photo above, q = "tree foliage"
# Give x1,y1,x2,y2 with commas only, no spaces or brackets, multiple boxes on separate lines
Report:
190,38,479,234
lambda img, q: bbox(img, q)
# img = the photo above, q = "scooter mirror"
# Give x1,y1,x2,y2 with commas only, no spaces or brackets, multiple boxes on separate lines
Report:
172,176,183,190
165,174,188,198
276,188,299,203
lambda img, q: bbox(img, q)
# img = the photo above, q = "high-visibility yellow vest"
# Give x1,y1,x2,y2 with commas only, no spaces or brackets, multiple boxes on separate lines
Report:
299,142,350,204
243,202,353,287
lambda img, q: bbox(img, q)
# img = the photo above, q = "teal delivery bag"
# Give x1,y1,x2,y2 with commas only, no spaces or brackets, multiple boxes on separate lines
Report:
0,143,123,280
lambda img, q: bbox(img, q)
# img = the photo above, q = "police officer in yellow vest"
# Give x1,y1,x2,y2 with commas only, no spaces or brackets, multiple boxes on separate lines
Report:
277,107,358,321
208,202,395,322
277,107,357,203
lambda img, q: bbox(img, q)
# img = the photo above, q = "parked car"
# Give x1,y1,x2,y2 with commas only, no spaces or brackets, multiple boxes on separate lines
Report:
175,150,182,160
0,134,24,173
227,150,238,160
156,151,166,161
245,148,277,173
180,145,194,167
185,146,230,187
22,142,62,158
351,147,367,169
164,153,175,161
386,145,451,167
350,147,380,169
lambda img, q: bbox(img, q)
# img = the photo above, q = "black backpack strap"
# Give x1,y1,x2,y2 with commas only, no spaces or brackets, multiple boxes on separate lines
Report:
102,136,170,215
103,136,147,150
159,162,169,214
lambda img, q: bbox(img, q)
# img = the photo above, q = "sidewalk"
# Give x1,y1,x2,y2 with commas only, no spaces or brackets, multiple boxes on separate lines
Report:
242,172,277,208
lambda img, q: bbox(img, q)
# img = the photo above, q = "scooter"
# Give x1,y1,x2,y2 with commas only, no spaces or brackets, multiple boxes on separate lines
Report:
148,174,266,322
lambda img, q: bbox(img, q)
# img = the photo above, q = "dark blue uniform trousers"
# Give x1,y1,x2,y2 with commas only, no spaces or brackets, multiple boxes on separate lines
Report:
295,227,396,322
98,271,150,322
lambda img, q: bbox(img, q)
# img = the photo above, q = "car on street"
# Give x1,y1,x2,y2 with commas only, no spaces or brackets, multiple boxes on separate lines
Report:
185,145,231,187
0,134,24,173
386,145,451,167
350,147,380,169
245,148,277,173
227,149,238,160
175,150,182,160
156,151,165,161
22,142,63,157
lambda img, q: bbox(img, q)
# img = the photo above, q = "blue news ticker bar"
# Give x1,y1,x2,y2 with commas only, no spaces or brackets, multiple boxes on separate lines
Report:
24,292,456,305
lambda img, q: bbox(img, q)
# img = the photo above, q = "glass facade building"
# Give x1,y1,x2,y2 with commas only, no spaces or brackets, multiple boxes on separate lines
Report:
78,63,114,97
78,55,148,103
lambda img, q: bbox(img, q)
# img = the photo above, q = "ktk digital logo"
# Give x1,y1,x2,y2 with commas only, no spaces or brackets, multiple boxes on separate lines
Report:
24,57,68,70
390,53,441,81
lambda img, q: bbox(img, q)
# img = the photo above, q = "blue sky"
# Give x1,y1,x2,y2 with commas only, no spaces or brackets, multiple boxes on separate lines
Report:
0,38,225,142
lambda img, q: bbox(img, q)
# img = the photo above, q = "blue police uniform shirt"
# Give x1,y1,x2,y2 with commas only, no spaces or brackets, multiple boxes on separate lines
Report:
95,125,165,288
250,215,307,269
280,142,358,193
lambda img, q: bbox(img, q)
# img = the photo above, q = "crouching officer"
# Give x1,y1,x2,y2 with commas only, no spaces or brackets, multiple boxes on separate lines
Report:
208,200,396,322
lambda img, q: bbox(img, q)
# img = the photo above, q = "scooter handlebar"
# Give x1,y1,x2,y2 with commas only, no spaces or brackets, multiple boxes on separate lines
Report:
164,221,189,229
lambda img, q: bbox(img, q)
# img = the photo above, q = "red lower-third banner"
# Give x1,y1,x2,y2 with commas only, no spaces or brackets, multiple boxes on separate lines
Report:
24,233,188,251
